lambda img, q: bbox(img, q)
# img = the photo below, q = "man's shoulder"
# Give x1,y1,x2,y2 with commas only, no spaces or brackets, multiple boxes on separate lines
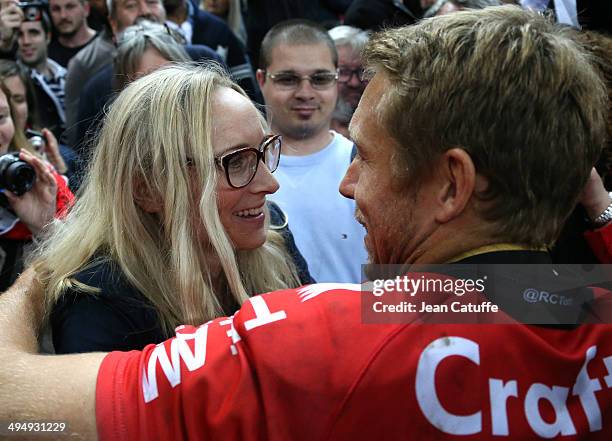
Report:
233,284,364,331
47,58,67,78
193,8,231,32
192,8,237,46
329,131,354,148
184,44,223,64
68,33,113,72
324,131,355,163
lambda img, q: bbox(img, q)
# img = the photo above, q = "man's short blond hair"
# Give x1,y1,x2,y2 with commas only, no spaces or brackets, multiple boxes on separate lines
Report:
363,5,608,247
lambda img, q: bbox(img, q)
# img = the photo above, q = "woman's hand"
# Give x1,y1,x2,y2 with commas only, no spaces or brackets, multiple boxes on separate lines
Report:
579,168,612,224
3,149,57,235
41,128,68,175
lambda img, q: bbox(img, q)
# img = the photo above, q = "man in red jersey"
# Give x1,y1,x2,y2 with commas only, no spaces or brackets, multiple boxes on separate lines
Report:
1,5,612,440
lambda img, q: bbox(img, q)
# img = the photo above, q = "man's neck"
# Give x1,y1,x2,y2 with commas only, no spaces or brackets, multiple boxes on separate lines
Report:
408,218,503,265
277,129,334,156
58,25,95,48
168,4,188,25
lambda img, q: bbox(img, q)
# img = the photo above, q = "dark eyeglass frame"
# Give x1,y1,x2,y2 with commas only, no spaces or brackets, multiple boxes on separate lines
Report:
215,135,282,189
264,70,339,90
337,67,367,83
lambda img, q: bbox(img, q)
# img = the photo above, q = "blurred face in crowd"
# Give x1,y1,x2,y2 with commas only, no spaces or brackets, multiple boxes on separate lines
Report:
336,44,366,110
211,87,280,250
17,20,50,69
2,75,27,131
0,89,15,154
49,0,90,37
110,0,166,35
203,0,228,16
257,43,338,142
340,73,437,264
87,0,108,24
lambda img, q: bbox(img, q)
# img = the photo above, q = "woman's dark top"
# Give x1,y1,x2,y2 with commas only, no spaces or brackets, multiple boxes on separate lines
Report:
51,260,166,354
52,203,314,354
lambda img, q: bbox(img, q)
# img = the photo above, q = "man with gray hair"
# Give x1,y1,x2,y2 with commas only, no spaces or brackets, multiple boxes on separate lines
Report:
328,24,369,137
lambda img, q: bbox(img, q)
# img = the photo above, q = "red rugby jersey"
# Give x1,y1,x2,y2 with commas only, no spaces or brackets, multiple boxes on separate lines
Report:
585,223,612,263
96,283,612,440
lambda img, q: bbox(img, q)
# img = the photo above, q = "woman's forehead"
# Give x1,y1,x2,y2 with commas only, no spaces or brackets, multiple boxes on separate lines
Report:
212,87,258,118
211,88,265,151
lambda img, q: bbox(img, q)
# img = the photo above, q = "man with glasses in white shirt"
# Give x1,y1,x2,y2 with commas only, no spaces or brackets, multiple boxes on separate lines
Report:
256,19,367,283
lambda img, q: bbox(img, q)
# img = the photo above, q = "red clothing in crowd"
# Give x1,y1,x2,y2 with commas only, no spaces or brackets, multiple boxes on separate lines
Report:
585,223,612,263
97,281,612,440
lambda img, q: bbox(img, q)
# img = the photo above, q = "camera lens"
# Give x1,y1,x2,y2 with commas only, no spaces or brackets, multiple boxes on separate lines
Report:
0,153,36,196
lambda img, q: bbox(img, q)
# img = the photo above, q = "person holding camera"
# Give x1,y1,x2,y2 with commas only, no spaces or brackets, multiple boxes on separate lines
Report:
0,59,81,190
0,81,73,291
0,0,23,55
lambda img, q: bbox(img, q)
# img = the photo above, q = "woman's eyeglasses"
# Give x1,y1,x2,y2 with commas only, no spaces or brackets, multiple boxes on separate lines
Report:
215,135,282,188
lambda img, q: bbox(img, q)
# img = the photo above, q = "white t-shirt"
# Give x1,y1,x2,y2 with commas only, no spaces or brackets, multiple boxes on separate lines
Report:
270,131,367,283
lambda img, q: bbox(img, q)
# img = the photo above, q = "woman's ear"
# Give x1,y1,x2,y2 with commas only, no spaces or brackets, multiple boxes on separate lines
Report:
133,179,163,214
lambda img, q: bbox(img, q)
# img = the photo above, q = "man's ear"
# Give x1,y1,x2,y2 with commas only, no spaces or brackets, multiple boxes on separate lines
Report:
133,179,163,214
256,69,266,89
433,148,476,224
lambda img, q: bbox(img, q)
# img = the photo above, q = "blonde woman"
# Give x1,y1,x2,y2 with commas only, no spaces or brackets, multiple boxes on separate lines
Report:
34,63,310,353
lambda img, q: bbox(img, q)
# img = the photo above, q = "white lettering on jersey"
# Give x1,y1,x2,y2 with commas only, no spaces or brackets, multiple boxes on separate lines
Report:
416,337,609,437
572,346,602,432
142,325,208,403
243,296,287,331
297,283,362,302
604,356,612,387
416,336,482,435
220,317,242,356
489,379,518,436
524,384,576,437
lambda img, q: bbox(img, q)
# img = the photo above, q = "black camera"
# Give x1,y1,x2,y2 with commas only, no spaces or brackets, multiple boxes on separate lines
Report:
18,1,45,22
0,153,36,196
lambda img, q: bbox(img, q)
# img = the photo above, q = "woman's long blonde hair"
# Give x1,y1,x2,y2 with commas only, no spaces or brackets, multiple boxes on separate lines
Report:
34,63,299,335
